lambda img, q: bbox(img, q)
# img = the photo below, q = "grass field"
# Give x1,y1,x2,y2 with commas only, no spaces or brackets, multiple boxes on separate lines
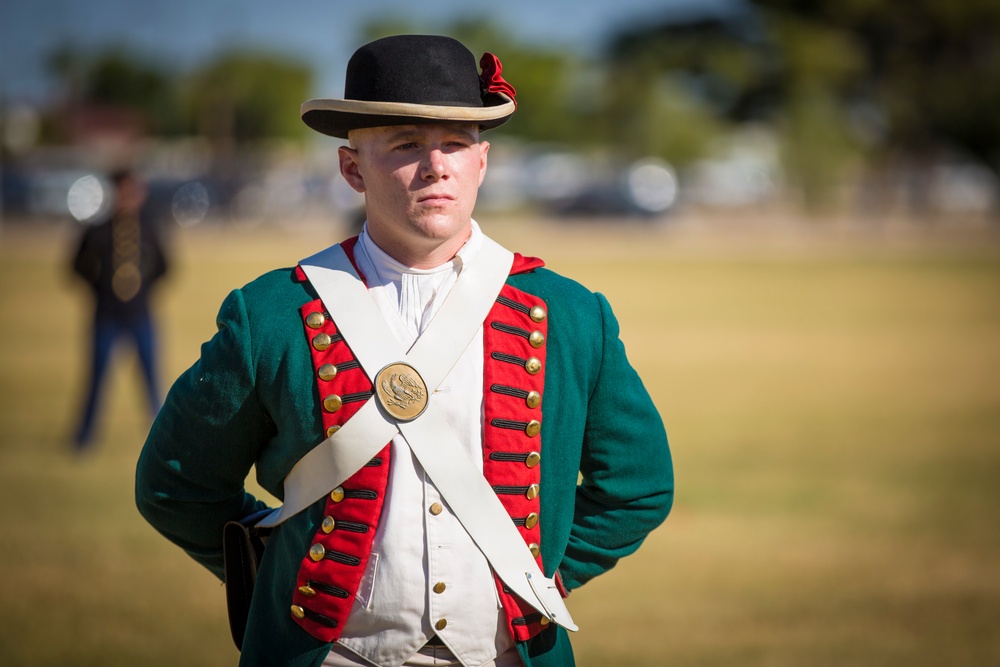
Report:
1,211,998,666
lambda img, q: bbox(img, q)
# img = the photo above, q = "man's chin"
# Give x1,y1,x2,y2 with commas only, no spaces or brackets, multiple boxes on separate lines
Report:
410,214,471,238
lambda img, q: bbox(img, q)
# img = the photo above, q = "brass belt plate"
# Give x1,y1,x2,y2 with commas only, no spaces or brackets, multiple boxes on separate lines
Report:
375,362,428,422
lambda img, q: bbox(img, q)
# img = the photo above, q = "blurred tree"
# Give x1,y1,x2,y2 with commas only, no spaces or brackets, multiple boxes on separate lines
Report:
755,0,1000,214
601,32,747,165
766,14,867,209
182,51,312,151
45,44,182,140
606,2,868,209
607,5,780,125
43,44,312,148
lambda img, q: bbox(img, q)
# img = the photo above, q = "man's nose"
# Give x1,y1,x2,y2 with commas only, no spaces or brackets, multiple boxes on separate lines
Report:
420,148,448,180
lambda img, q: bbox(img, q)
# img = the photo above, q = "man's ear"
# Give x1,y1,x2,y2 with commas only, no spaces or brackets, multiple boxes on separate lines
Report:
478,140,490,188
338,146,366,193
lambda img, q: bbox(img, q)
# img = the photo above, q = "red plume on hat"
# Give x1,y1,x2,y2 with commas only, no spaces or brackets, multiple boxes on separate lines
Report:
479,53,517,108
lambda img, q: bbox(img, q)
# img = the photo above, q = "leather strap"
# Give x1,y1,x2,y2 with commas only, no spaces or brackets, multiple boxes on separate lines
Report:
258,237,577,631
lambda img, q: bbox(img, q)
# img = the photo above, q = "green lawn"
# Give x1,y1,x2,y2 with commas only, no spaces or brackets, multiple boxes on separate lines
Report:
1,215,998,666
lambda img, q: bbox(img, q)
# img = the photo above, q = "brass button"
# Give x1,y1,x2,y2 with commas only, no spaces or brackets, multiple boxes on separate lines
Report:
309,543,326,562
321,516,336,533
429,502,444,516
330,486,345,503
306,312,326,329
525,420,541,437
325,424,341,438
298,585,317,597
529,306,546,323
312,333,332,351
526,391,541,409
524,512,539,530
540,616,551,626
525,452,541,468
291,605,306,619
318,363,337,381
525,357,541,375
433,582,446,594
323,394,343,412
435,618,448,631
526,484,540,500
528,330,545,348
529,542,540,558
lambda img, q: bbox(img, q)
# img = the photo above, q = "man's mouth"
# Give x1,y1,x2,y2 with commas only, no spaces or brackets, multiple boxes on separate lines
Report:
417,192,454,204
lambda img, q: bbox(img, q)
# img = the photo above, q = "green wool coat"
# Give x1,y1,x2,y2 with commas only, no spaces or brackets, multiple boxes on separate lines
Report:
136,253,674,667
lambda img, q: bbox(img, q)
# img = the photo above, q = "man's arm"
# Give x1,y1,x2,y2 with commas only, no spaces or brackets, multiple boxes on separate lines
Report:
559,292,674,590
71,226,101,288
135,288,272,580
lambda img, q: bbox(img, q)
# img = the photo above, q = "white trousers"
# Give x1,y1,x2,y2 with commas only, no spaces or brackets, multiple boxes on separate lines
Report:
323,643,524,667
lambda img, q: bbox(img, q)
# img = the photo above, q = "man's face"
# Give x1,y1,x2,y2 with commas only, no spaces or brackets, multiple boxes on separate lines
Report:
339,123,489,267
116,175,147,216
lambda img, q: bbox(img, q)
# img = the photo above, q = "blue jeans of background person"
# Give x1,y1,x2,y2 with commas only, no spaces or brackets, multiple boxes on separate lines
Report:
75,310,162,448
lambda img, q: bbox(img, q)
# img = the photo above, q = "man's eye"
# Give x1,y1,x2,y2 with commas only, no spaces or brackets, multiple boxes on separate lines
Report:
395,142,418,150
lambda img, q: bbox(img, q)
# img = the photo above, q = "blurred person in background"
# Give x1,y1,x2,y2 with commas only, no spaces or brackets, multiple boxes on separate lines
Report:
71,168,168,450
136,35,673,667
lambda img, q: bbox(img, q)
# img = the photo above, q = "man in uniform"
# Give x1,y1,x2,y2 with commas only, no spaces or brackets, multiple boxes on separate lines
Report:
136,34,673,667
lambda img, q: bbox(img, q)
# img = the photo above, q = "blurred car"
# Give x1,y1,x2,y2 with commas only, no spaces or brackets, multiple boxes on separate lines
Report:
525,152,679,219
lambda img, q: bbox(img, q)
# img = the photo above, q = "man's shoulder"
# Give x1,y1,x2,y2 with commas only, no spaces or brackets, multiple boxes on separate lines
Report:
241,266,303,291
235,266,314,311
507,264,596,304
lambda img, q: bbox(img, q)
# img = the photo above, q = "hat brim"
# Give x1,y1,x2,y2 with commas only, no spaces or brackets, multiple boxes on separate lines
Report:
301,95,515,139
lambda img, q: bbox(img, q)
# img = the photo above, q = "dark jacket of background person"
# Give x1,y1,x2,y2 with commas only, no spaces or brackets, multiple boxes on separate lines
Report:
72,198,168,319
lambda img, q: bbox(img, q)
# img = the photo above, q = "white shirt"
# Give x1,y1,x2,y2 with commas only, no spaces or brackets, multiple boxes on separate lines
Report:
335,221,514,667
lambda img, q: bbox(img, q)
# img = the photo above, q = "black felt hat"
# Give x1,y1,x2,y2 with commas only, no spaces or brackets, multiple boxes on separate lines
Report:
301,34,517,139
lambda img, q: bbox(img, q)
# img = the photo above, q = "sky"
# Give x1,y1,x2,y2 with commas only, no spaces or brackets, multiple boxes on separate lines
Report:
0,0,731,105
